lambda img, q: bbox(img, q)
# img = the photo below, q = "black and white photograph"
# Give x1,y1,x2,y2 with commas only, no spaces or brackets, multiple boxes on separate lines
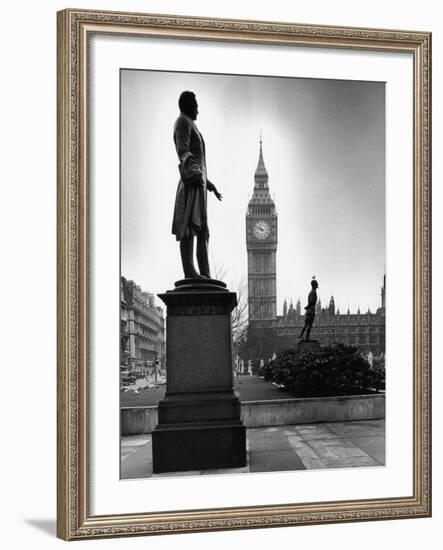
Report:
119,68,386,479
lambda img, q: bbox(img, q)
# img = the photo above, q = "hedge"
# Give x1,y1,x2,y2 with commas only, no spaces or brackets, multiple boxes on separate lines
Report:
260,343,385,397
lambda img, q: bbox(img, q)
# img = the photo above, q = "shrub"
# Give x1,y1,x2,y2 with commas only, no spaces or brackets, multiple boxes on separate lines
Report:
264,343,385,397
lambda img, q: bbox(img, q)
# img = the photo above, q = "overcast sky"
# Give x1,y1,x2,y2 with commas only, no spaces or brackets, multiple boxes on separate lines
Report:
121,69,385,314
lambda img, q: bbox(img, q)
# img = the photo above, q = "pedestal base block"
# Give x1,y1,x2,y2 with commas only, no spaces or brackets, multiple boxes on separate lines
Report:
152,421,246,473
157,391,242,424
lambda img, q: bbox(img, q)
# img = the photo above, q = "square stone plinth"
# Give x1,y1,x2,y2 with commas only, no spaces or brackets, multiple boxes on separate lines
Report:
153,279,247,473
152,420,246,473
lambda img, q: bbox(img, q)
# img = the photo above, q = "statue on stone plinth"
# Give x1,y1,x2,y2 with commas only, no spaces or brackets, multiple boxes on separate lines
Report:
299,277,319,341
153,92,246,473
171,91,222,279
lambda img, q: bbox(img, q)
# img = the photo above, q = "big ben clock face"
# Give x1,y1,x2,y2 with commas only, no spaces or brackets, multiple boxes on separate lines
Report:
253,220,270,240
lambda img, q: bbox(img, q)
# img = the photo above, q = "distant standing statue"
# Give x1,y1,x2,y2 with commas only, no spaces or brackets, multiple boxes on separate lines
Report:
172,91,222,279
299,277,319,341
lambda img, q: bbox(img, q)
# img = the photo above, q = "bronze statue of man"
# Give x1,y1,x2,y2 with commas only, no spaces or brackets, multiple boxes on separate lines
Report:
172,91,222,279
299,277,319,341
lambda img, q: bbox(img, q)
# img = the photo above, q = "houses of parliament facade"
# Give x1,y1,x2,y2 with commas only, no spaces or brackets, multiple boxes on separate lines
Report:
246,139,386,363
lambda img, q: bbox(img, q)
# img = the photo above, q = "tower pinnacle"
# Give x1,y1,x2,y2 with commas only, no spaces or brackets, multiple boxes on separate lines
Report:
254,135,269,185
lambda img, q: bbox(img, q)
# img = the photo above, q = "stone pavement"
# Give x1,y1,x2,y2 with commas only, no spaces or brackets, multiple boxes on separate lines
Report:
121,419,385,479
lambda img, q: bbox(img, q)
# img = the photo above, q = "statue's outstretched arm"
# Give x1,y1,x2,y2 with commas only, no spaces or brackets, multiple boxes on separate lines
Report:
207,179,222,201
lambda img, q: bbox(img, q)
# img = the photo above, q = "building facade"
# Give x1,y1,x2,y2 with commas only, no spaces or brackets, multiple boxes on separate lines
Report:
246,141,385,363
120,277,166,376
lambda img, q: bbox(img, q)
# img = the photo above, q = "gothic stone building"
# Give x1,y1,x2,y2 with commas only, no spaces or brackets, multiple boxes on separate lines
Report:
246,141,385,363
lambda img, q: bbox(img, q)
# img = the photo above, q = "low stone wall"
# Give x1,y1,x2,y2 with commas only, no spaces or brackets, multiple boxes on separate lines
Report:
121,393,385,436
121,406,158,435
241,394,385,427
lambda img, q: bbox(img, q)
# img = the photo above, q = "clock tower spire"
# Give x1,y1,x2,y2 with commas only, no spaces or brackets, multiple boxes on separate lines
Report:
253,134,271,193
246,138,278,328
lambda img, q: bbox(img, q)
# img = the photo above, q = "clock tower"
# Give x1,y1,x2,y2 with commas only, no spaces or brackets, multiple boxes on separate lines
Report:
246,138,278,326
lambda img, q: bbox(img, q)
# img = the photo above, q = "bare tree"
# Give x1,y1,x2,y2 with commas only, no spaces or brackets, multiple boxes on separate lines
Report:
212,262,249,358
211,262,228,283
231,277,249,356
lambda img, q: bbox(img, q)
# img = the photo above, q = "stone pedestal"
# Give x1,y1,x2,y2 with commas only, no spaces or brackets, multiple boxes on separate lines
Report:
152,278,246,473
297,339,321,352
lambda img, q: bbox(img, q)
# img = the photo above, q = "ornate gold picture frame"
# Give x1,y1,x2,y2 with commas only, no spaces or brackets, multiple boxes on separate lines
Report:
57,8,431,540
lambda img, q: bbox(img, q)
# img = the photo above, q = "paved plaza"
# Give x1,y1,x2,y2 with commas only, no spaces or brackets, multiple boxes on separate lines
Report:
120,375,293,407
121,419,385,479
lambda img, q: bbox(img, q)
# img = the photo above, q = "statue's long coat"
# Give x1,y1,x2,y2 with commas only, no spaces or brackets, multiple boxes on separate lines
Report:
172,113,210,241
305,289,318,319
